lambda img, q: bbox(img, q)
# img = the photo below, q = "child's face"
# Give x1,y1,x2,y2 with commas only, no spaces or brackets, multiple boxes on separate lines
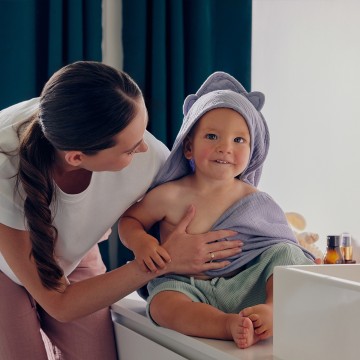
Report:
184,108,251,180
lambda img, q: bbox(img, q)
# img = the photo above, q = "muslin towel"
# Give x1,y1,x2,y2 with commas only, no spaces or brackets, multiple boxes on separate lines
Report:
150,72,315,277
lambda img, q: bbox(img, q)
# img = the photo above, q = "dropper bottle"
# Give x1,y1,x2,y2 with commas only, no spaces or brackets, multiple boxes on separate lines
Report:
323,235,344,264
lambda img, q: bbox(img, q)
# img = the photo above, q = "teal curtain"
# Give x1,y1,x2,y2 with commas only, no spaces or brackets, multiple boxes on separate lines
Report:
0,0,102,110
122,0,252,148
0,0,252,271
0,0,110,267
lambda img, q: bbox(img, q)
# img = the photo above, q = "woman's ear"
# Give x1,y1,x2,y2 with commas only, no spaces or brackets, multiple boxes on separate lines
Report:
183,136,193,160
64,151,84,167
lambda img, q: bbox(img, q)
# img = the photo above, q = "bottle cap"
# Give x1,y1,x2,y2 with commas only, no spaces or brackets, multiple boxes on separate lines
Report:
327,235,340,247
341,232,352,247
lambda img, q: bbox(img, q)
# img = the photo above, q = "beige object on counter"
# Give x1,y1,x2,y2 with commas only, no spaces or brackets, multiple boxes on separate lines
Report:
285,212,323,260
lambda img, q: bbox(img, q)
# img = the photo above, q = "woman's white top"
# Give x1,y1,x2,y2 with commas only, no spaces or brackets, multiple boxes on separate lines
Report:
0,98,170,285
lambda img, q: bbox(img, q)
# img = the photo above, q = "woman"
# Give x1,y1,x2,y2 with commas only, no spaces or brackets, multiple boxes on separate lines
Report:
0,61,241,359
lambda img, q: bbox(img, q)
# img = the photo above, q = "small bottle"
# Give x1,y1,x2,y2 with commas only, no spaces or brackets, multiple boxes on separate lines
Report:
341,232,356,264
323,235,344,264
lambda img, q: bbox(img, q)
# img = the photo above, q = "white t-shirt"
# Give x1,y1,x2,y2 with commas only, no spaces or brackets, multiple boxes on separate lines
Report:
0,98,170,285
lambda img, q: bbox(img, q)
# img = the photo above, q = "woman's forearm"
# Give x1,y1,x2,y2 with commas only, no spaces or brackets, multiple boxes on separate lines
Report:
53,260,161,322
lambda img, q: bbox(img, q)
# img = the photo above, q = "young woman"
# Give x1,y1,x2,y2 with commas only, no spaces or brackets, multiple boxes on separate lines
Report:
0,61,241,359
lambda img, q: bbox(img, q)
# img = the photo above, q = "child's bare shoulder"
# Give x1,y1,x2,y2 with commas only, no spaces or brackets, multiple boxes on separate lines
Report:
147,176,191,200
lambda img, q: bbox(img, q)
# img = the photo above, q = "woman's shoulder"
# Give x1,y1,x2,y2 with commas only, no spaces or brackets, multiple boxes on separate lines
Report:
0,97,39,129
0,98,40,166
143,131,170,159
0,99,40,227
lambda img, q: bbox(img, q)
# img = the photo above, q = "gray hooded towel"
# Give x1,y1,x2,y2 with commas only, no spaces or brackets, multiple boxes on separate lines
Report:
150,72,315,277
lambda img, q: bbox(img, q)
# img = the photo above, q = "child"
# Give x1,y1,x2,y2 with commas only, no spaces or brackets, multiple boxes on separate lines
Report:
119,72,315,349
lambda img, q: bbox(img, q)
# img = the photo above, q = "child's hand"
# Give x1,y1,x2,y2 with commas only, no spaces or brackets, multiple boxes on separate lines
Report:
133,237,171,273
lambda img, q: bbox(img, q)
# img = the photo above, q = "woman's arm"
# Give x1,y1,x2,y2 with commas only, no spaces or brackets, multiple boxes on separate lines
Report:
0,223,158,322
0,209,241,323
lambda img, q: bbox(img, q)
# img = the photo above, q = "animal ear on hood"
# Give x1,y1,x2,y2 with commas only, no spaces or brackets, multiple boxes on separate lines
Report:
245,91,265,111
183,71,265,115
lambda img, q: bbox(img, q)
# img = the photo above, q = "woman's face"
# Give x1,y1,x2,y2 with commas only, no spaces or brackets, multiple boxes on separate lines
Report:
78,98,149,172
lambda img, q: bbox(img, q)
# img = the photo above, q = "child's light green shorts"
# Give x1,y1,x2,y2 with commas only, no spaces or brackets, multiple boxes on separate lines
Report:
146,243,313,323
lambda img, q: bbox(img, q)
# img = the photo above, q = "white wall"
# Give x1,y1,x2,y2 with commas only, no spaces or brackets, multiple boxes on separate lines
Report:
101,0,124,269
102,0,123,70
252,0,360,251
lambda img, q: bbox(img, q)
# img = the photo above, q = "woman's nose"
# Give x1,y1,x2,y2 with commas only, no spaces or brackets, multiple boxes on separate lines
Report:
136,140,148,153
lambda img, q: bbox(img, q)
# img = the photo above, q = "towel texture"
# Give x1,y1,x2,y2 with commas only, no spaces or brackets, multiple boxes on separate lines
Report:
150,72,315,277
204,192,315,276
150,71,269,189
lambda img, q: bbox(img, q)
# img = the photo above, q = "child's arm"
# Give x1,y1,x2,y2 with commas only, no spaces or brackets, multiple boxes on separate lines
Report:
119,185,171,273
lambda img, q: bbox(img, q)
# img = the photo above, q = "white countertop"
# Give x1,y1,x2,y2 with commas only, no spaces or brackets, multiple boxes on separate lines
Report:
111,292,275,360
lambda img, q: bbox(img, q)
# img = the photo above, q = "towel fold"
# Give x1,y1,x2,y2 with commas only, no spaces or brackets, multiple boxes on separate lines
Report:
204,191,315,277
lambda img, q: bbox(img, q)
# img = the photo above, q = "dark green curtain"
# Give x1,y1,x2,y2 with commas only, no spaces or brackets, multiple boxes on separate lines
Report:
0,0,110,266
122,0,252,148
0,0,102,110
116,0,252,268
0,0,252,271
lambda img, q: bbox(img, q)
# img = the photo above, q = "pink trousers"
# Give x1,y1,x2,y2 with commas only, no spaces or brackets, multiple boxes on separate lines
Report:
0,245,118,360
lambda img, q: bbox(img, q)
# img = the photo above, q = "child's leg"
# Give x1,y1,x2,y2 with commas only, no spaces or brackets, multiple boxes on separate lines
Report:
239,242,314,347
0,271,49,360
149,290,257,348
240,275,273,343
39,245,118,360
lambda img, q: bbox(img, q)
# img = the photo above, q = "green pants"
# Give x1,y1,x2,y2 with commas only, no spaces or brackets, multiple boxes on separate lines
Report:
147,243,313,322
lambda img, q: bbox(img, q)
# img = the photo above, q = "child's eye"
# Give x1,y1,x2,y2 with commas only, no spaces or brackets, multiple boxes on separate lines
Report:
205,133,217,140
127,149,136,156
234,137,244,143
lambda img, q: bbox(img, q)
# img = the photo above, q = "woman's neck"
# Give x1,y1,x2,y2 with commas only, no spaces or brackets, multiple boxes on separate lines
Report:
52,168,92,194
52,152,92,194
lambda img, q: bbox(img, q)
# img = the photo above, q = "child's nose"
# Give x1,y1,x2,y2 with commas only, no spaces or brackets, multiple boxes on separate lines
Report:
217,140,232,153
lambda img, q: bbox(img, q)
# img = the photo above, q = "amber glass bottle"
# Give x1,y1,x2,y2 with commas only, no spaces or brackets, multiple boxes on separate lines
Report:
323,235,344,264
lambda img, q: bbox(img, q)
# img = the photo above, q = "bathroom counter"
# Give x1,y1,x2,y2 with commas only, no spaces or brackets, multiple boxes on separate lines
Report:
111,292,274,360
111,264,360,359
273,264,360,360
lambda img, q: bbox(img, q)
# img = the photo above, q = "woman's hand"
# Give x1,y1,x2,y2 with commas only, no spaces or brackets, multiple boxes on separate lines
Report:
161,205,243,275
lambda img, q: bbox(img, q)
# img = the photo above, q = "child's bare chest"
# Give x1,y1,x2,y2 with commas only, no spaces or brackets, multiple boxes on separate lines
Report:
162,187,251,235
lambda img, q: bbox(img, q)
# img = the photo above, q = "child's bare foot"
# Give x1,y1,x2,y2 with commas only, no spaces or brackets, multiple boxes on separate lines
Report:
226,314,260,349
240,304,273,340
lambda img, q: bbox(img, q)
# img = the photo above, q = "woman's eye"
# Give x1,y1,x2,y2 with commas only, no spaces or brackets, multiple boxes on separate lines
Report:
234,137,244,143
205,133,217,140
127,149,136,156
